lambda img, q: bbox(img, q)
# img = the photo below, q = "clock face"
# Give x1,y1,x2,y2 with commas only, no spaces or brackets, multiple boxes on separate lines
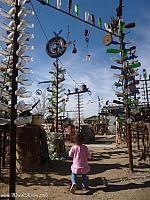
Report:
46,36,67,58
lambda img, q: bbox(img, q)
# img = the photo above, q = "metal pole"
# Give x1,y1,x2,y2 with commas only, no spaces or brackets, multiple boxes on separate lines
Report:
126,98,133,171
118,0,133,172
144,76,149,108
9,0,20,198
77,92,81,133
55,59,59,132
98,96,101,132
37,0,120,38
67,89,90,133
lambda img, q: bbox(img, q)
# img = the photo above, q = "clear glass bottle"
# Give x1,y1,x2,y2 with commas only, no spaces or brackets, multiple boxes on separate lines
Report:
14,116,32,126
0,8,12,19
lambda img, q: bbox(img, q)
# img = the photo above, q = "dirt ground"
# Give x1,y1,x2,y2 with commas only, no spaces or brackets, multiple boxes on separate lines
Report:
0,135,150,200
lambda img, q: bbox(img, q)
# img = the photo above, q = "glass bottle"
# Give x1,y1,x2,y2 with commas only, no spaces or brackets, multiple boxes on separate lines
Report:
85,12,89,22
107,48,121,53
0,35,12,44
0,102,10,111
119,19,125,33
16,59,26,67
19,79,33,86
0,8,12,19
128,62,141,69
18,8,34,19
16,91,32,98
14,116,32,126
15,101,32,112
17,20,34,31
0,118,10,125
0,0,15,6
98,17,102,27
8,7,16,16
16,45,34,56
56,0,61,9
20,56,33,62
15,87,26,95
75,4,79,17
0,48,10,56
17,32,34,44
17,66,32,74
125,23,135,29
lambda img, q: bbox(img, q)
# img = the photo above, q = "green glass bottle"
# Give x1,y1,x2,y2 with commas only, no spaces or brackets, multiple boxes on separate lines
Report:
98,17,102,27
46,0,50,5
122,49,128,60
106,48,121,53
75,4,79,17
128,99,138,105
128,62,141,69
119,19,125,33
125,23,135,29
117,117,125,124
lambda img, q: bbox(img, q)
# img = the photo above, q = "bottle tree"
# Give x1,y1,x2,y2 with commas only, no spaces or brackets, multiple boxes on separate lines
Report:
139,69,150,108
47,60,66,132
0,0,34,197
103,0,141,171
42,31,67,132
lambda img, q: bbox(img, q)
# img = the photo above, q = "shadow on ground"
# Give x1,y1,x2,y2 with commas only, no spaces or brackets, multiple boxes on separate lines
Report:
12,161,129,187
91,150,128,161
83,180,150,195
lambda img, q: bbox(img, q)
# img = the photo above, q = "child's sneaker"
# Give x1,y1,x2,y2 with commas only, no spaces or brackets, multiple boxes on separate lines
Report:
70,184,76,194
82,186,89,191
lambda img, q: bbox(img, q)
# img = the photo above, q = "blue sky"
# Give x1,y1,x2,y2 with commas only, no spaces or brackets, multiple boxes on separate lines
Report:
1,0,150,118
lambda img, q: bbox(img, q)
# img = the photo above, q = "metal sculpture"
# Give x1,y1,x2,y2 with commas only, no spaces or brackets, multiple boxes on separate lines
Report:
46,36,67,58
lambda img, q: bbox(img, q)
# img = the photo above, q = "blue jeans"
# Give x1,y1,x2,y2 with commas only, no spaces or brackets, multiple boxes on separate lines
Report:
71,173,88,188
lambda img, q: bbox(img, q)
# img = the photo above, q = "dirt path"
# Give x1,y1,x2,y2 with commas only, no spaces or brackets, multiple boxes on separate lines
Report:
1,135,150,200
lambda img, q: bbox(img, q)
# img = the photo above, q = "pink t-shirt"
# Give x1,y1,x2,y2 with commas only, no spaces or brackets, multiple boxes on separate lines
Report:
69,144,91,174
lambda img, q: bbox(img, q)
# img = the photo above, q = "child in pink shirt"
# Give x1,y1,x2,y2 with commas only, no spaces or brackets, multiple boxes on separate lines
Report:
69,133,91,194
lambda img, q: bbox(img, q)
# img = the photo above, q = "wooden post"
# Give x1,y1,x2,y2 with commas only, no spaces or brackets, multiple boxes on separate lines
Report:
136,123,140,150
0,131,2,179
2,132,6,167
